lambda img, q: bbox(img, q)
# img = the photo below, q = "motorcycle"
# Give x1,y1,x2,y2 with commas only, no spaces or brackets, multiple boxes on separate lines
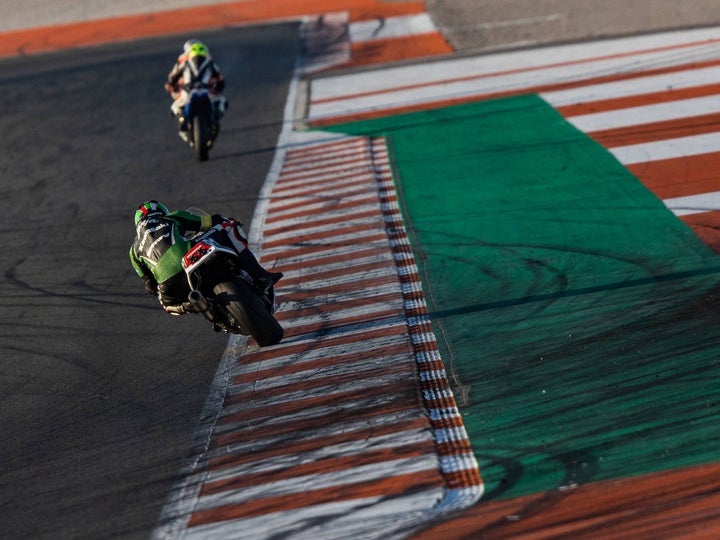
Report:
179,212,284,347
177,85,225,162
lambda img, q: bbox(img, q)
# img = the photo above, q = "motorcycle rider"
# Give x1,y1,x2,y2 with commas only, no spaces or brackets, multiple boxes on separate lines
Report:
164,40,227,139
129,200,282,315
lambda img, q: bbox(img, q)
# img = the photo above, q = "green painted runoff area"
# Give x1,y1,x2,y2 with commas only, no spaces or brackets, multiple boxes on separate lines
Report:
326,95,720,501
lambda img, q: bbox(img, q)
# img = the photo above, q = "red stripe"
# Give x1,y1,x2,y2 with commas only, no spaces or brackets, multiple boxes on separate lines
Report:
189,469,442,527
215,390,420,448
220,380,417,426
587,113,720,148
233,341,411,384
201,441,437,496
556,82,720,117
280,308,404,339
273,169,376,194
266,246,390,273
240,324,408,366
279,259,395,287
209,416,430,470
264,207,382,236
626,151,720,199
263,218,385,249
263,194,380,224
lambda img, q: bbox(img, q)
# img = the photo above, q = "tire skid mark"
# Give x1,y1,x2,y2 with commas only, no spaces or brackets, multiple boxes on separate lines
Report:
155,135,480,537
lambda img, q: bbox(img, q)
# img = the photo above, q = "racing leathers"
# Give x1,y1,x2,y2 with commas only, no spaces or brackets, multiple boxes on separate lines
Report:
130,210,282,315
165,52,227,121
130,210,215,311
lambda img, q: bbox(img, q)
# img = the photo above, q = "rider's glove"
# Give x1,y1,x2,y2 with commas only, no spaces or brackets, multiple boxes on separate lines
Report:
143,275,158,296
164,302,195,316
164,304,186,316
211,213,227,226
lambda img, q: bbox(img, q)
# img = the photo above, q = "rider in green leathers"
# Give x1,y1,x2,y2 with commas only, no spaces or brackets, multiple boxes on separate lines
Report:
130,200,281,315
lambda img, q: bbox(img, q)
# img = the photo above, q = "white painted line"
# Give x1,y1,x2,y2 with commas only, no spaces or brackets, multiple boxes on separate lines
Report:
541,64,720,107
230,353,410,394
204,427,432,482
282,265,398,291
183,490,444,540
233,333,409,375
266,191,380,217
566,95,720,132
265,214,385,243
195,455,439,511
664,190,720,216
210,406,424,459
281,153,373,173
281,251,395,279
269,239,392,266
265,206,382,236
609,131,720,164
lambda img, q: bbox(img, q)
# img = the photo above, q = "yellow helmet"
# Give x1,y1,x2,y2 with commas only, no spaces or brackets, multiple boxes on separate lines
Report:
188,42,209,58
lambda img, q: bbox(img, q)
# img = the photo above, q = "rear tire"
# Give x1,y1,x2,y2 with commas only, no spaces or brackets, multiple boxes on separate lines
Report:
214,280,284,347
193,114,209,161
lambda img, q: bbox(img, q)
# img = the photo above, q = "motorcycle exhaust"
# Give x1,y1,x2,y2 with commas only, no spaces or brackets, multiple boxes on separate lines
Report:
188,289,213,318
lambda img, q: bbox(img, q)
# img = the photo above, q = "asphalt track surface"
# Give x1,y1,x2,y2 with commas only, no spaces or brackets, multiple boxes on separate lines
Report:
0,24,299,539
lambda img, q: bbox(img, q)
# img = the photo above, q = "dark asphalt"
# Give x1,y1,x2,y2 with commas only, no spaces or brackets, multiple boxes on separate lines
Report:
0,23,299,539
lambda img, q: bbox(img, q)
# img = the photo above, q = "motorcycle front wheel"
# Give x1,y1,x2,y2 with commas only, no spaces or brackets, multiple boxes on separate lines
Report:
214,280,284,347
193,114,210,162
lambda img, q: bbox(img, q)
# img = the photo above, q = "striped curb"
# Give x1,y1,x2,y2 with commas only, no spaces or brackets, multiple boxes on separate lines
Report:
153,133,481,539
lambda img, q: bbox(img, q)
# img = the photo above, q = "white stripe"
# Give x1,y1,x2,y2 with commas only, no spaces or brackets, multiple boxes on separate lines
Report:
230,353,410,394
233,333,409,375
267,191,380,217
205,427,432,482
664,191,720,216
273,169,375,194
609,131,720,164
282,251,394,279
279,283,403,312
282,153,372,173
210,406,424,459
541,64,720,107
195,455,439,511
183,490,444,540
265,214,384,243
265,203,381,234
268,239,391,267
283,264,398,291
222,364,412,422
263,230,390,258
565,95,720,132
350,13,437,43
284,143,369,165
280,307,405,332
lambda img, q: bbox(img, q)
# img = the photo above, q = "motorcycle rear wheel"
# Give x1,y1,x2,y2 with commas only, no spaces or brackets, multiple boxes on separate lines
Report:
214,280,284,347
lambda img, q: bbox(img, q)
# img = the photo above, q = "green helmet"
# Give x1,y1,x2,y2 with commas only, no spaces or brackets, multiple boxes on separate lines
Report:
135,200,169,225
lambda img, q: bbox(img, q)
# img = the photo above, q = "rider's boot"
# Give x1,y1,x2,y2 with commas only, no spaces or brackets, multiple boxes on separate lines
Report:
237,249,283,291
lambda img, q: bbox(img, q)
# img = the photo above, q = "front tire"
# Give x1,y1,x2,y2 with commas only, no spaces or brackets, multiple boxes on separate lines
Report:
193,114,210,161
214,280,284,346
